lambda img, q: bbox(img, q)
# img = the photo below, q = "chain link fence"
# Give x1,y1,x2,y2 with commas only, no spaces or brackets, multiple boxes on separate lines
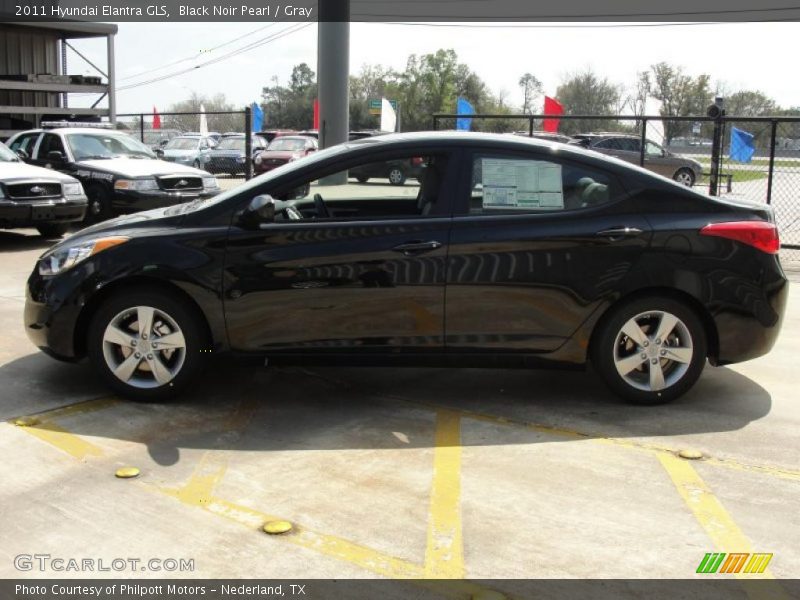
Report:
116,109,255,191
433,113,800,262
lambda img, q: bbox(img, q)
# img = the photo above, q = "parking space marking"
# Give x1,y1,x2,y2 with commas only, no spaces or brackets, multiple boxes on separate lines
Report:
8,396,118,460
155,452,426,580
425,410,465,579
658,453,789,600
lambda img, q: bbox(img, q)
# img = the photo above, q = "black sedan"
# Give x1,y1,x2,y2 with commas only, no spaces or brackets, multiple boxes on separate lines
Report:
24,132,788,404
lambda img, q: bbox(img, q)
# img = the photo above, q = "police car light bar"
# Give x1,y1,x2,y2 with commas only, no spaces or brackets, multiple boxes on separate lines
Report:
41,121,114,130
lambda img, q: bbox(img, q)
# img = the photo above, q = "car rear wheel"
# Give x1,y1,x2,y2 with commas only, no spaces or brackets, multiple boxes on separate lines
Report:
592,297,707,404
36,223,70,238
87,289,206,401
388,167,406,186
356,176,369,183
673,168,695,187
85,184,113,223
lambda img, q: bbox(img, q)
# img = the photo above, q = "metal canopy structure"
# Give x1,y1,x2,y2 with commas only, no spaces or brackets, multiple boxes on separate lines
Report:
0,22,117,138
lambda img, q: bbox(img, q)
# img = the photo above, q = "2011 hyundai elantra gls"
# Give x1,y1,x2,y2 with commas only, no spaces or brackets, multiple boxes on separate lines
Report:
24,132,788,404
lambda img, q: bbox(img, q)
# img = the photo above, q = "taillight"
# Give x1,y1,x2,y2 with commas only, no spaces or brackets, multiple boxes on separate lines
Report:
700,221,780,254
411,157,424,166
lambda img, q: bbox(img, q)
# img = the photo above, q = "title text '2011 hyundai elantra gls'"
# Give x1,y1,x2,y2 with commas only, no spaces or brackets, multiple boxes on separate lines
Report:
24,132,788,404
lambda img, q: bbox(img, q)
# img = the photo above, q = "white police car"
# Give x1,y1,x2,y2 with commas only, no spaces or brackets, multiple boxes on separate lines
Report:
7,122,220,222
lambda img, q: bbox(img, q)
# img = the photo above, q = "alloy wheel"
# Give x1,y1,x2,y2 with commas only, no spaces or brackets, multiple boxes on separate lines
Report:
101,305,187,389
674,170,694,186
612,310,693,392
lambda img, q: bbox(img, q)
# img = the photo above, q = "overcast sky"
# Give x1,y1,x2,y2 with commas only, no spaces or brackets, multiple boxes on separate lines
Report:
68,22,800,115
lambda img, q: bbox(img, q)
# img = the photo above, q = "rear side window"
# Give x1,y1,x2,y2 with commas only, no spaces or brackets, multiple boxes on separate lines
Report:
39,133,66,157
468,153,623,214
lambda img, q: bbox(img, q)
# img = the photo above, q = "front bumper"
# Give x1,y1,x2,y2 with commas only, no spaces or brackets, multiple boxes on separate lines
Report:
113,188,218,213
0,197,87,229
25,269,83,361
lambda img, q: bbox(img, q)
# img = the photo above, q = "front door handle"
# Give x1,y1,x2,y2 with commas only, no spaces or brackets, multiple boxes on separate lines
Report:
392,240,443,256
596,227,644,241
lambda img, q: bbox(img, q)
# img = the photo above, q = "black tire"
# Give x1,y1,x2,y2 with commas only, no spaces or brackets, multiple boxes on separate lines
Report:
591,296,707,405
388,167,406,186
673,167,695,187
87,288,208,402
36,223,70,238
84,184,113,223
356,176,369,183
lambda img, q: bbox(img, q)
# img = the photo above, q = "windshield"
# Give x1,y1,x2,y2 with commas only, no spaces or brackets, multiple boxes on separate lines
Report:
268,138,306,152
0,142,18,162
66,133,155,160
216,138,245,151
166,137,200,150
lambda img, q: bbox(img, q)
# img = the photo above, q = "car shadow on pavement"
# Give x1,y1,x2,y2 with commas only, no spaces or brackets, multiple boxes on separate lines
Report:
0,230,61,253
0,352,774,467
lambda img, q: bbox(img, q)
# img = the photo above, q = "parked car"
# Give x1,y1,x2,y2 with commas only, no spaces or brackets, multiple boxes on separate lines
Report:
201,134,268,176
570,133,703,186
6,126,220,222
512,131,574,144
0,141,86,237
253,135,317,175
349,156,425,185
24,132,786,404
257,130,297,144
160,135,217,168
140,129,181,152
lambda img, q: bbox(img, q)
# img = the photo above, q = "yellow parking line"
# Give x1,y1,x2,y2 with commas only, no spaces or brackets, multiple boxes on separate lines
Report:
8,396,118,460
657,453,789,599
425,410,465,579
156,452,425,579
14,420,104,460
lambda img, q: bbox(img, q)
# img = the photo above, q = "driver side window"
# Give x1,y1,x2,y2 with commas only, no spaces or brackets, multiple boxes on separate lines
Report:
276,152,450,221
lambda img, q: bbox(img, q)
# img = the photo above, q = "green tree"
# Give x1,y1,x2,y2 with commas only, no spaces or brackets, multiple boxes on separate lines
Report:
555,69,623,134
260,63,317,130
649,62,712,142
518,73,543,115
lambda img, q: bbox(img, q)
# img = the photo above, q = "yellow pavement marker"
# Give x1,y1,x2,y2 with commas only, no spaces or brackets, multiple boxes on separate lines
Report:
658,452,789,600
115,466,141,479
425,410,465,579
155,452,425,579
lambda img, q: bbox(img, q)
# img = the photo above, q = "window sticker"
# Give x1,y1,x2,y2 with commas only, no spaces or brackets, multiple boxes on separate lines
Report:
481,158,564,210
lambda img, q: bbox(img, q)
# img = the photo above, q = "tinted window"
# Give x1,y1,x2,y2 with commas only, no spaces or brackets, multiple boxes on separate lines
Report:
274,153,448,220
468,153,622,214
619,138,641,153
39,133,66,157
595,138,619,150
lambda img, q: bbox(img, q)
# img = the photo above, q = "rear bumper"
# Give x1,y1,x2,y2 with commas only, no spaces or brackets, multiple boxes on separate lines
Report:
0,197,87,228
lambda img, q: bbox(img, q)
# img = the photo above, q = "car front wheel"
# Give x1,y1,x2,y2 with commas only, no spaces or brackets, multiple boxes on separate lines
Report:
592,297,707,404
673,168,695,187
87,289,206,401
36,223,70,238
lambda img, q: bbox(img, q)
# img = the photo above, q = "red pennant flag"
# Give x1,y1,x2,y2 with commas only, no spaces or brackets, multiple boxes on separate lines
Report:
543,96,564,133
152,106,161,130
313,98,319,130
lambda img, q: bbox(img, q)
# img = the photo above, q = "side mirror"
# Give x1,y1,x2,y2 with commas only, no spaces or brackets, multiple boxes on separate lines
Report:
154,148,165,157
240,194,277,228
15,148,29,160
47,150,65,162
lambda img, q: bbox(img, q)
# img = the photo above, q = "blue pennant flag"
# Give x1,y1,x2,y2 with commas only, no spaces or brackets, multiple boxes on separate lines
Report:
730,127,755,163
252,102,264,132
456,97,474,131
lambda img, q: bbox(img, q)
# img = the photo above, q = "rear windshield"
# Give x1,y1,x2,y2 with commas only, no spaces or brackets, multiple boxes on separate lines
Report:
268,138,306,151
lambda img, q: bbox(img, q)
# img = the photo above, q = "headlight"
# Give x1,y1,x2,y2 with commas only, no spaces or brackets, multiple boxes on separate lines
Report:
114,178,158,191
202,154,211,162
62,182,84,197
202,176,219,190
38,236,129,276
254,155,262,165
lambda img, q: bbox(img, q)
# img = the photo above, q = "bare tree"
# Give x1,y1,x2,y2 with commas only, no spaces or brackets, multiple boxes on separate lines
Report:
518,73,543,114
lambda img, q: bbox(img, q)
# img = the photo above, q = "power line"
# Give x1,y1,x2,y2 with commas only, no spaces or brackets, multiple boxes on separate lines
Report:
117,23,313,92
117,21,287,82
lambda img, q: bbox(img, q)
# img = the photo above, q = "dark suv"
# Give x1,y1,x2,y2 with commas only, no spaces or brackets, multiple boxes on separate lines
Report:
570,133,702,186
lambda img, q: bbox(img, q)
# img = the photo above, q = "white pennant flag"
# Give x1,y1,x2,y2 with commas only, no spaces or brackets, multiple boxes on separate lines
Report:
380,98,397,133
199,103,208,136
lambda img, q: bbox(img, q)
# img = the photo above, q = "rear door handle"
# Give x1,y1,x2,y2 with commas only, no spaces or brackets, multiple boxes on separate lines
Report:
392,240,443,256
596,227,644,241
